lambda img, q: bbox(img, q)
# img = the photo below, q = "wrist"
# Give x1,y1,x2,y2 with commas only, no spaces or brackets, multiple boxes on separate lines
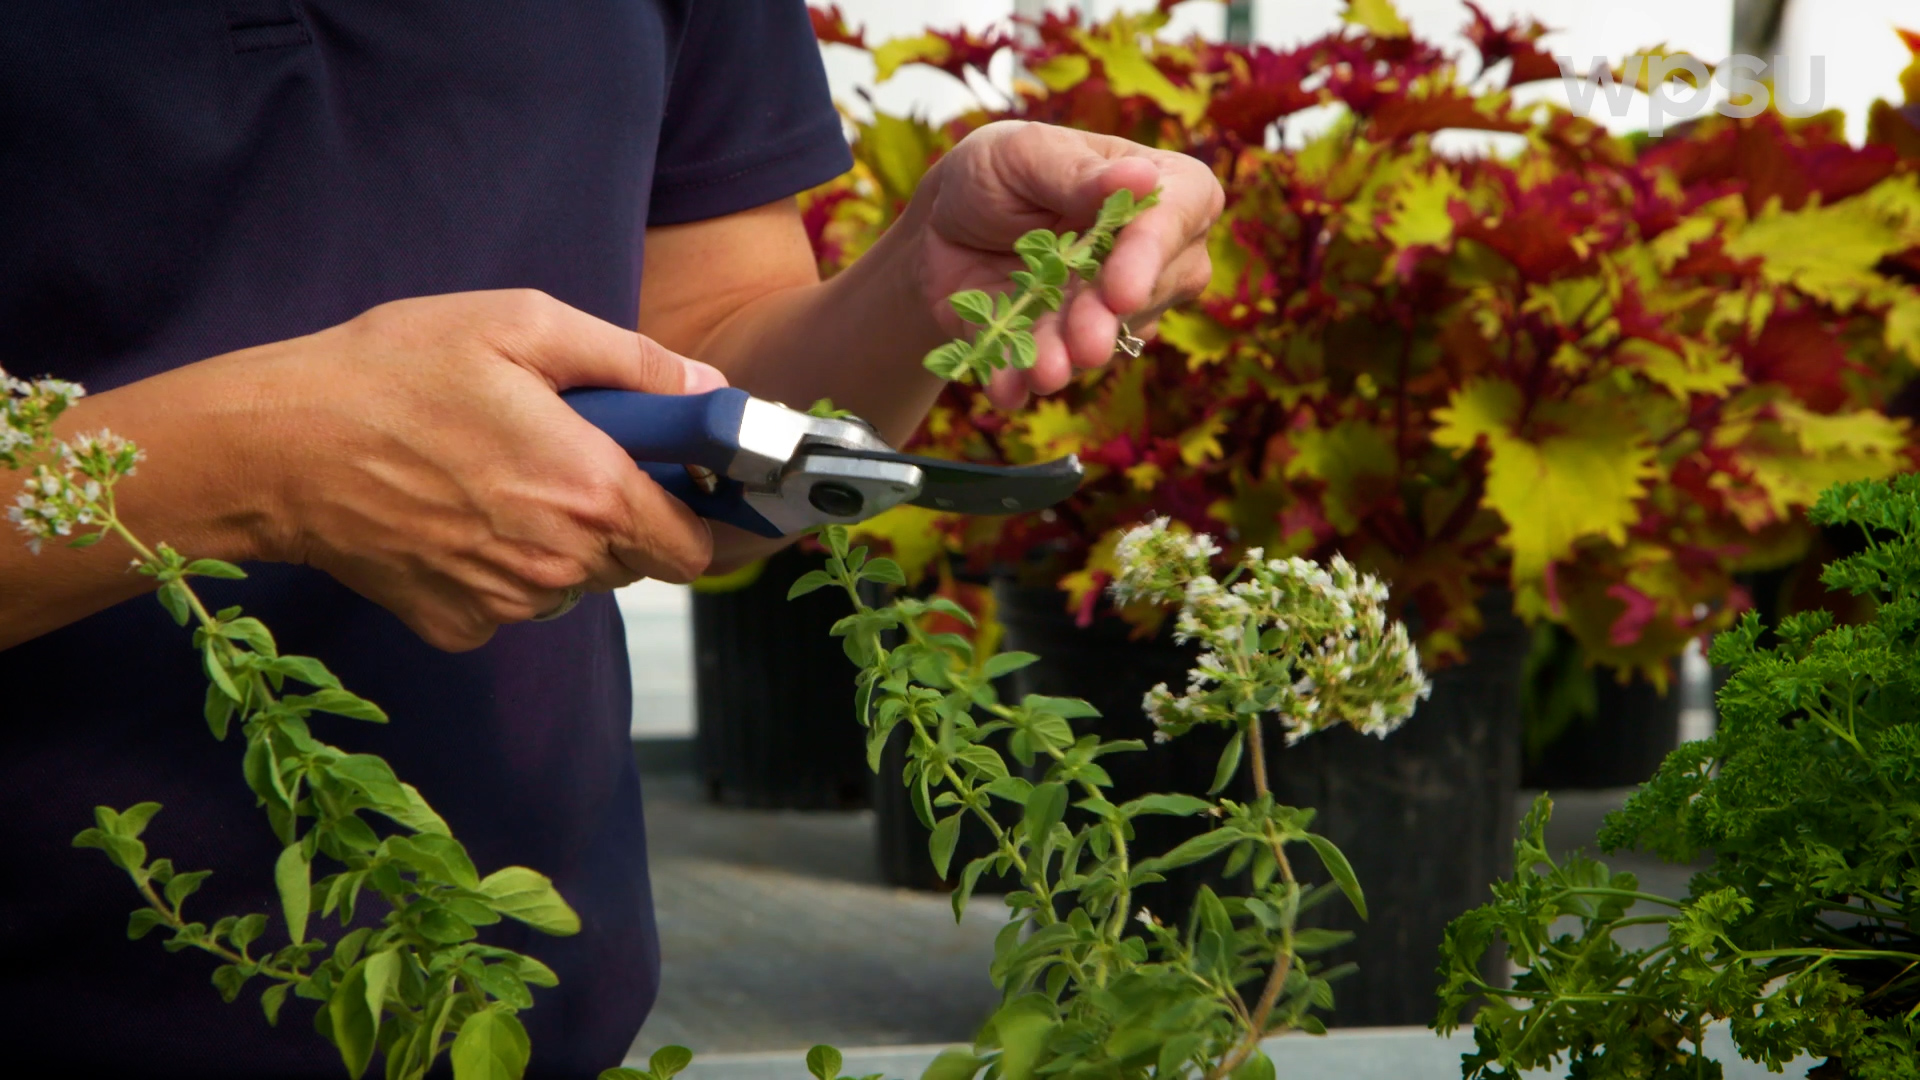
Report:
69,343,300,567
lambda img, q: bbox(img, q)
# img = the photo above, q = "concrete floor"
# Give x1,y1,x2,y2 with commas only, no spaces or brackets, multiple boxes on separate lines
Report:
630,774,1703,1060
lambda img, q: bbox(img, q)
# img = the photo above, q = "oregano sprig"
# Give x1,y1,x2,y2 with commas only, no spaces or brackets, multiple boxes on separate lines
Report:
924,187,1160,384
5,371,580,1080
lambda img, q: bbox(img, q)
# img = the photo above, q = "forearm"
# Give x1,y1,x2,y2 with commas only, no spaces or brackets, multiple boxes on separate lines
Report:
0,351,280,650
682,204,948,449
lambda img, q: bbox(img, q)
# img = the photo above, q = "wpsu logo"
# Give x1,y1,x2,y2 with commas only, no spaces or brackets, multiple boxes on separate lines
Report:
1555,54,1827,136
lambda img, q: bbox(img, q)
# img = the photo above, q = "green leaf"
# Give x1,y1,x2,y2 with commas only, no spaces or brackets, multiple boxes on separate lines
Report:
204,681,235,740
156,581,191,626
218,616,277,658
1010,330,1038,370
921,1048,985,1080
67,530,106,549
275,843,311,946
1134,829,1240,876
185,558,248,580
599,1072,648,1080
363,947,400,1031
1209,730,1245,794
861,558,905,586
128,908,168,940
929,813,963,879
1022,694,1100,719
981,651,1039,680
118,801,162,838
286,687,388,723
387,833,481,890
478,866,582,935
650,1046,694,1080
807,1045,843,1080
261,981,291,1026
1231,1050,1276,1080
787,570,836,600
230,912,268,951
450,1004,531,1080
386,782,452,836
923,341,974,381
330,960,378,1079
1306,833,1367,920
953,856,991,922
204,641,242,701
212,963,249,1003
327,754,409,812
1023,783,1068,856
266,654,342,690
1120,794,1215,818
162,864,209,907
949,290,994,325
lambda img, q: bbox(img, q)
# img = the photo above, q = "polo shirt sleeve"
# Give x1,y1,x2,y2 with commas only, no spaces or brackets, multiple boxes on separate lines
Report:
648,1,853,225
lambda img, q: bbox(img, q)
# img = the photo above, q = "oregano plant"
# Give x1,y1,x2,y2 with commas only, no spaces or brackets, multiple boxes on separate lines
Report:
4,375,581,1080
775,516,1430,1080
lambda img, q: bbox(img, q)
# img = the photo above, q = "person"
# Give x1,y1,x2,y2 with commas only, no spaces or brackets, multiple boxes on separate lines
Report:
0,3,1222,1076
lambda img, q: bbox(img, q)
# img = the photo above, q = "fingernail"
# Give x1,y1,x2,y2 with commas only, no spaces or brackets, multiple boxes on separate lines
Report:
681,359,729,394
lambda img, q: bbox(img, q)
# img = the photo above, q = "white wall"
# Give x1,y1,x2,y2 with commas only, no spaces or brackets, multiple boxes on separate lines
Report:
618,580,695,739
1777,0,1912,144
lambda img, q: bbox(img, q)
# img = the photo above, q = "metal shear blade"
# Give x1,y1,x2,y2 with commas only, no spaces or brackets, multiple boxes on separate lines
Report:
805,446,1084,516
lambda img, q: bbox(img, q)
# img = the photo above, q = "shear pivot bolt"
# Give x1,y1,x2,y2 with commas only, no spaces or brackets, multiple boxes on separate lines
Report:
809,482,865,518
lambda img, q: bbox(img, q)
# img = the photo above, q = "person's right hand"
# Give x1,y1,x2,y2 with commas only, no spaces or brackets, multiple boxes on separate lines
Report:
229,290,722,651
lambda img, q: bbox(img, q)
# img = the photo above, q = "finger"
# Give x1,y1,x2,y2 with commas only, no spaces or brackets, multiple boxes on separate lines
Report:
987,367,1030,411
605,465,715,585
489,290,727,396
1098,158,1224,316
1063,286,1122,370
988,126,1160,231
1024,310,1075,396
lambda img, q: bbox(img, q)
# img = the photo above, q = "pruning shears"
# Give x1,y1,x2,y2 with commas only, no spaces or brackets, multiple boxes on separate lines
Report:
561,387,1084,538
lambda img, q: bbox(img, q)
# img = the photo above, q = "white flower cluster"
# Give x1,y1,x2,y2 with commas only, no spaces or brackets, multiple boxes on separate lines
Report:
3,370,137,553
1113,518,1431,747
1,368,84,469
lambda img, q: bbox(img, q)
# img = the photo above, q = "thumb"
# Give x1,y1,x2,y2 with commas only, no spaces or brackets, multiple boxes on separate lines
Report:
504,295,728,395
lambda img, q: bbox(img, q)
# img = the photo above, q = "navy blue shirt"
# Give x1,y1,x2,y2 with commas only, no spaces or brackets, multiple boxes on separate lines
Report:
0,3,848,1076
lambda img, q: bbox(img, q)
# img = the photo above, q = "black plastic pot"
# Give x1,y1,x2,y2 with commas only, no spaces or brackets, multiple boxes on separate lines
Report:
992,582,1528,1028
1523,674,1679,789
691,546,871,810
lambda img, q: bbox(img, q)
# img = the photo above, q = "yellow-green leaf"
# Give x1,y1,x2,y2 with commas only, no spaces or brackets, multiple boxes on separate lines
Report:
1284,421,1398,533
1381,167,1461,252
1178,412,1231,467
1433,379,1657,581
1074,29,1208,125
450,1004,530,1080
1158,308,1235,368
1344,0,1410,38
1028,54,1090,92
871,33,951,82
478,867,581,936
1618,338,1745,400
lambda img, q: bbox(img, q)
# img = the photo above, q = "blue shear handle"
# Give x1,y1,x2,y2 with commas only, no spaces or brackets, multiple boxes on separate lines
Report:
633,462,781,539
559,386,749,471
561,387,783,539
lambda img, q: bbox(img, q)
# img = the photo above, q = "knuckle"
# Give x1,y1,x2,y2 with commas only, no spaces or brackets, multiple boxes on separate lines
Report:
480,289,560,352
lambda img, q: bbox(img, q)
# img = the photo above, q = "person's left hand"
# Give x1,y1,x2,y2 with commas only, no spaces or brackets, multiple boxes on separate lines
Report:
904,120,1225,409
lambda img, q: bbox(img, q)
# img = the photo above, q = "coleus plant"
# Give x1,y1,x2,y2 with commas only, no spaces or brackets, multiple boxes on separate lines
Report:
1438,474,1920,1079
805,0,1920,681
